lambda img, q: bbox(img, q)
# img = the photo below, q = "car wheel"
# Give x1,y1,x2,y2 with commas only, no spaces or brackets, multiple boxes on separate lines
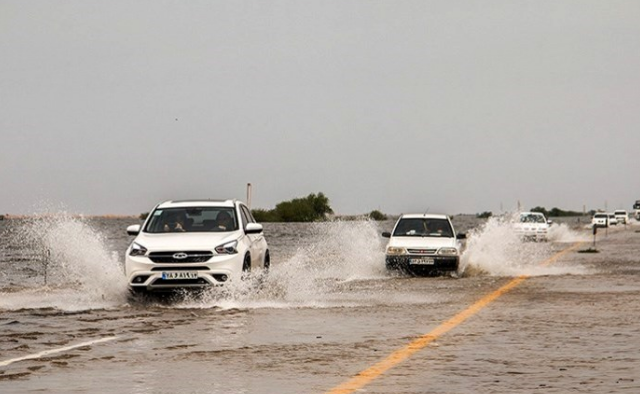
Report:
263,251,270,271
129,286,146,295
242,253,251,279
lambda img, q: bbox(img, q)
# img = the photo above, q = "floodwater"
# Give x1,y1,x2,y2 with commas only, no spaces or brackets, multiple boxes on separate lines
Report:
1,215,639,393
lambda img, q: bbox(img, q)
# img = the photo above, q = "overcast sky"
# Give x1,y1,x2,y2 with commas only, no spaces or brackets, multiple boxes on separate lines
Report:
1,1,639,216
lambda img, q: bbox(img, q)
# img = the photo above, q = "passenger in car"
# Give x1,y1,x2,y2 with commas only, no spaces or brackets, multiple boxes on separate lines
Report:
214,211,233,231
429,221,448,236
163,212,187,232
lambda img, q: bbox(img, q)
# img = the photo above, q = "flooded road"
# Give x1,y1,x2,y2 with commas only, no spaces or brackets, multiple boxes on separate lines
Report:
1,217,639,393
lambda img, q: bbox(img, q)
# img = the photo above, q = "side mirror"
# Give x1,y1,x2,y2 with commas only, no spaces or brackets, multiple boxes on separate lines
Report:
245,223,263,234
381,232,391,238
456,233,467,240
127,224,141,236
547,220,553,224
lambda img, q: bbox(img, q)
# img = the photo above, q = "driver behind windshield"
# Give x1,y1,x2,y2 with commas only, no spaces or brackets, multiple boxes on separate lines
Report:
163,212,187,232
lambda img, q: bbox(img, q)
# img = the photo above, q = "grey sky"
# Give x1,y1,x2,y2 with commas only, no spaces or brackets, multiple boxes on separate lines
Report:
2,1,639,216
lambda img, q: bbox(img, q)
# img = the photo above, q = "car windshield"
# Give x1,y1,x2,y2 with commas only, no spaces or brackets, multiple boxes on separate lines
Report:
594,214,606,218
520,214,545,223
144,207,238,233
392,218,453,237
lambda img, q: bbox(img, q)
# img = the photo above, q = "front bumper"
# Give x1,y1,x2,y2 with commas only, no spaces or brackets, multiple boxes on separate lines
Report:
386,255,459,274
125,254,241,292
515,229,548,241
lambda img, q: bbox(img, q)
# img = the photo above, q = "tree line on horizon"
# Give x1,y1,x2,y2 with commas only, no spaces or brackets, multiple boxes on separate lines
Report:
475,206,591,219
251,192,334,222
530,206,590,217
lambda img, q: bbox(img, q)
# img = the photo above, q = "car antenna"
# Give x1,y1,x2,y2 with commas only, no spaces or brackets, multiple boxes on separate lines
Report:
424,208,430,215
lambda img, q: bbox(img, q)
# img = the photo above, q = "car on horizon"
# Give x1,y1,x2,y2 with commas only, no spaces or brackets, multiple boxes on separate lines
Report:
607,213,618,226
614,210,629,225
513,212,550,242
125,199,269,293
382,214,465,276
592,213,609,228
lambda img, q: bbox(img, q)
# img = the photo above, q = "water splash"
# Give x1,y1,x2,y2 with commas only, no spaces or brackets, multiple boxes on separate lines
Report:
0,213,128,310
176,220,389,310
547,223,590,243
461,214,588,277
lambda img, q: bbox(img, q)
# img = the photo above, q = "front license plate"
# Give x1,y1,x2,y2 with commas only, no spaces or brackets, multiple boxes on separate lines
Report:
162,271,198,280
410,258,435,265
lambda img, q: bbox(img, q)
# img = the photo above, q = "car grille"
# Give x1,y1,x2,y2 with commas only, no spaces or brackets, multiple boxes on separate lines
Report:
150,266,209,271
148,251,213,263
407,248,438,255
151,278,206,286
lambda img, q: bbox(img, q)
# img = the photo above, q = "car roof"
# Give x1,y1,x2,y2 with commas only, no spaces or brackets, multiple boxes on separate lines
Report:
519,211,544,215
614,210,627,213
400,213,449,220
157,199,237,209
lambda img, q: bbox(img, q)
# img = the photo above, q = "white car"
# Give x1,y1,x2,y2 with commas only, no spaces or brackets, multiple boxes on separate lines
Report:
607,213,618,226
125,199,269,293
513,212,550,241
382,214,465,275
614,210,628,224
591,213,609,228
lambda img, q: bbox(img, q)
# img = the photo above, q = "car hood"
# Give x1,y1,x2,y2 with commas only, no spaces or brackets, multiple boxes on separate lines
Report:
133,231,240,251
387,236,457,249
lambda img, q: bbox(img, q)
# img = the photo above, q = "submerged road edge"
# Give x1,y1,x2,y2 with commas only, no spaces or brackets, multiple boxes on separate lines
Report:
0,336,120,368
324,242,583,394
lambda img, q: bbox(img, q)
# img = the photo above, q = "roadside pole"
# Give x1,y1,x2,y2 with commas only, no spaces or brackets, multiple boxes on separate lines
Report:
246,183,252,208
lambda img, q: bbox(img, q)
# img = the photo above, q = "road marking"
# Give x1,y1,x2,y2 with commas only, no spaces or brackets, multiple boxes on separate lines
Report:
0,336,119,367
325,242,582,394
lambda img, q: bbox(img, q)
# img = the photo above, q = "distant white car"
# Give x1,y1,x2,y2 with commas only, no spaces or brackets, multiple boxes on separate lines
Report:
382,213,465,275
607,213,618,226
591,213,609,228
513,212,550,241
125,199,269,293
614,210,628,224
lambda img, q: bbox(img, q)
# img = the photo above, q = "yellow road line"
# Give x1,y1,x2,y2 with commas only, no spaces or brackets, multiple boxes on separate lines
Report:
325,242,582,394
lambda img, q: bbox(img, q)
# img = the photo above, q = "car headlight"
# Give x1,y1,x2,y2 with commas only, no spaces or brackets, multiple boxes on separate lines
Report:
437,247,458,256
215,240,238,255
386,246,406,255
129,242,147,257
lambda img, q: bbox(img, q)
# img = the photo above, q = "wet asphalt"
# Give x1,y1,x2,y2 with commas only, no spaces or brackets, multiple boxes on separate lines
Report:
0,221,639,393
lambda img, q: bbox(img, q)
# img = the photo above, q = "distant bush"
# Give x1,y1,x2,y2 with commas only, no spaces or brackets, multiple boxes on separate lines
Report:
251,192,333,223
530,206,585,217
368,210,387,221
476,211,492,219
139,212,149,220
251,208,282,223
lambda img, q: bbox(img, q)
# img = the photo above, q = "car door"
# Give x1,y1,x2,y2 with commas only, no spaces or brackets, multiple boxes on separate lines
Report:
240,204,264,268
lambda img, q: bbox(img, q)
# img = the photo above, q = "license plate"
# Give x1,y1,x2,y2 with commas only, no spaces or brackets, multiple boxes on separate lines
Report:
410,258,435,265
162,271,198,280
